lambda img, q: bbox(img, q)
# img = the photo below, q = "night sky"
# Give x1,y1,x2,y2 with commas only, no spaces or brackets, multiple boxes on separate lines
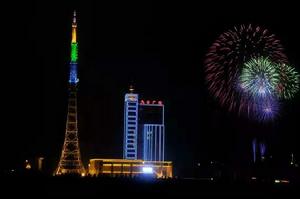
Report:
3,0,299,175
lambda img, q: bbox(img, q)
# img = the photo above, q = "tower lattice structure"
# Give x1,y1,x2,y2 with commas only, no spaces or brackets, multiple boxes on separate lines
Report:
55,11,85,176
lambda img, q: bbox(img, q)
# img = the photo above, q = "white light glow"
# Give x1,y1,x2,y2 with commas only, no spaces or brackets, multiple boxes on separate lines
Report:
274,179,280,183
142,167,153,174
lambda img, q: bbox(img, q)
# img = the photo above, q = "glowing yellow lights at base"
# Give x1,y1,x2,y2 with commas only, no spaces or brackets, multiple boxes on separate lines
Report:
25,160,31,170
274,179,290,184
25,164,31,170
88,159,173,178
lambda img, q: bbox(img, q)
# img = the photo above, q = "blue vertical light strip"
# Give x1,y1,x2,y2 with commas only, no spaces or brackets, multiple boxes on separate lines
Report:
259,142,266,160
162,124,165,162
252,139,257,163
159,125,161,161
150,125,153,161
143,124,164,161
145,126,147,160
135,103,138,159
154,125,157,161
123,100,127,159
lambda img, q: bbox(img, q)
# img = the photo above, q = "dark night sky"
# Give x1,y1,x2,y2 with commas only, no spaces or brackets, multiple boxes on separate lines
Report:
2,0,300,175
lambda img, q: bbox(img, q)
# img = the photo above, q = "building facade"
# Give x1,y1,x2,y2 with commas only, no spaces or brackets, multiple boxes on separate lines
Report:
139,101,165,161
123,88,165,162
89,159,172,178
123,87,139,160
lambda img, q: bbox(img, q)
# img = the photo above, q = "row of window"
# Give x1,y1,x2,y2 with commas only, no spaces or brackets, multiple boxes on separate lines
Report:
127,102,138,106
127,107,137,110
127,111,137,116
126,135,135,139
126,154,136,158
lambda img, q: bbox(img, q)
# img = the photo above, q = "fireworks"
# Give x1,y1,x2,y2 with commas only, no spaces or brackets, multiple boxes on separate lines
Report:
238,57,299,121
205,24,287,112
254,96,279,121
205,24,299,121
277,63,300,99
239,57,279,98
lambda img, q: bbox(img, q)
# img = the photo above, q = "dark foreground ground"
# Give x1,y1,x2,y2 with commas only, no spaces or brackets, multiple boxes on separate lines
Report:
2,174,298,198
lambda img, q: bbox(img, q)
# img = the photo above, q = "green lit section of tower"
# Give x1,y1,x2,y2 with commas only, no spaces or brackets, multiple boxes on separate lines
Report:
71,43,78,62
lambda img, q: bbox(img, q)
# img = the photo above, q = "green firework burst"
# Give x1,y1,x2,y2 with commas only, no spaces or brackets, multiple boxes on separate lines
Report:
277,63,300,99
239,57,280,98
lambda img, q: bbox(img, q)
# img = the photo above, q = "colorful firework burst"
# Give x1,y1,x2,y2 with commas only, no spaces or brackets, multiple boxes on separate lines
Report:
254,96,280,121
239,57,280,99
205,24,288,114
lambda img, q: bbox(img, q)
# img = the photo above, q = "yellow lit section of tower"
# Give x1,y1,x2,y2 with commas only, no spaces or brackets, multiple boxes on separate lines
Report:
72,27,77,43
72,11,77,43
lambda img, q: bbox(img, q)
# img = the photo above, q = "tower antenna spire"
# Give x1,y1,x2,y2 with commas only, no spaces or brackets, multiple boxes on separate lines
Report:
73,10,76,23
129,85,135,93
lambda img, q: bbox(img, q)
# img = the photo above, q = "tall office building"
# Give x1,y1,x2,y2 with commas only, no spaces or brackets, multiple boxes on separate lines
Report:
123,86,139,159
123,87,165,161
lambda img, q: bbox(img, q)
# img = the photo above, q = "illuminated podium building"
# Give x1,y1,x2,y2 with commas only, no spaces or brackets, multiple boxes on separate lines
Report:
89,159,172,178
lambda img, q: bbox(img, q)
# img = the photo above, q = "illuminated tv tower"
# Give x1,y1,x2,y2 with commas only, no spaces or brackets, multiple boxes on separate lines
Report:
55,11,86,176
